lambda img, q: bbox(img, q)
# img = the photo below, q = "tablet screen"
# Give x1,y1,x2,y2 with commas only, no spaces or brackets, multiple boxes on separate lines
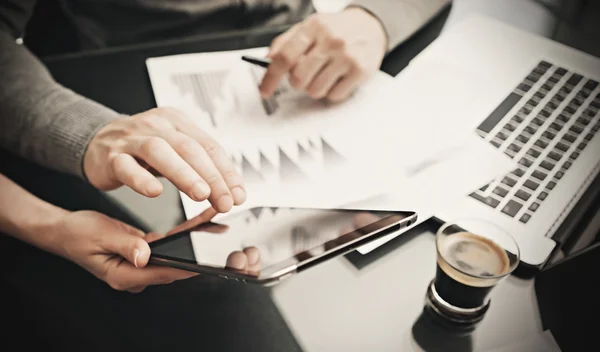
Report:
150,207,414,277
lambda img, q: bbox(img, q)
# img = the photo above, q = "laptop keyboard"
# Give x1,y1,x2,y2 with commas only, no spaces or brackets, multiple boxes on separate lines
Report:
471,60,600,224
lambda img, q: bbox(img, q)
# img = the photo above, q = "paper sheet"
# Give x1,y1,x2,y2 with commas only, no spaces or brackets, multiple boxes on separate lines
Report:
146,48,469,221
352,134,513,254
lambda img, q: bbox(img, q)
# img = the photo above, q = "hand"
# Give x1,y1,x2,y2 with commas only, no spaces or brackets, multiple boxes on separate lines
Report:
84,107,246,213
50,210,196,293
259,7,387,102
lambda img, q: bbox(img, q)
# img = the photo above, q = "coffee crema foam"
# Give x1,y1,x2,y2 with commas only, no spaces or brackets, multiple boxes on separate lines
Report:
437,232,510,288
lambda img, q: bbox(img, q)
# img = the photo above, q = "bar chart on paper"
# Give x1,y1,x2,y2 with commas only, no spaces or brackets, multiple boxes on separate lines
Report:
172,65,294,128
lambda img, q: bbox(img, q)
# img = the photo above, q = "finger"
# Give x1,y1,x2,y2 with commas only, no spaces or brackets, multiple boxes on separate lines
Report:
167,207,219,235
306,60,350,99
260,26,317,97
131,136,211,202
289,47,330,90
171,120,246,207
226,251,248,271
110,153,163,197
128,286,147,294
106,263,197,291
144,232,166,243
165,132,237,212
98,218,152,269
268,25,299,57
326,69,362,102
243,247,261,274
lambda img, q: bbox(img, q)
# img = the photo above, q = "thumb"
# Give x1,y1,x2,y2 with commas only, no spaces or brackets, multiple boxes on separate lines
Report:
101,220,152,268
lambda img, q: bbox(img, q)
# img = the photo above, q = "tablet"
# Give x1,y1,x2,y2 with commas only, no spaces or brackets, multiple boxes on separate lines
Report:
150,207,417,285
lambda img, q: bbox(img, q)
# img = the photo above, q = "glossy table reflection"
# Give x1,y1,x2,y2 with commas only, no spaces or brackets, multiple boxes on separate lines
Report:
272,224,542,351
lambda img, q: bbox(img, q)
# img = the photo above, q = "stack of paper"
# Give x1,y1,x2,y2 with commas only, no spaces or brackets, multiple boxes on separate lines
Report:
146,47,513,254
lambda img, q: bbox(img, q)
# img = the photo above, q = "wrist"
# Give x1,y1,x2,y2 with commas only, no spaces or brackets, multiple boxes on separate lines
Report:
24,203,70,254
343,6,388,52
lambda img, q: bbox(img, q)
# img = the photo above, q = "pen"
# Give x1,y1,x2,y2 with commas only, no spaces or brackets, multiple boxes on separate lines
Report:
241,55,271,68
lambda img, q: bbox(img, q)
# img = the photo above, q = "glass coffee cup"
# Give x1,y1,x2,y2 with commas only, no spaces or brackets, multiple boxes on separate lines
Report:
425,219,520,326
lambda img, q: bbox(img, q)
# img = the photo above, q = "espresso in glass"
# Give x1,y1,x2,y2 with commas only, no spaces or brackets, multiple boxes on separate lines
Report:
427,220,519,324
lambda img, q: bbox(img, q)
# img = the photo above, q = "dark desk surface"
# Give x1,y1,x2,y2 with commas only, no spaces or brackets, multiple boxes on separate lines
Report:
39,7,549,351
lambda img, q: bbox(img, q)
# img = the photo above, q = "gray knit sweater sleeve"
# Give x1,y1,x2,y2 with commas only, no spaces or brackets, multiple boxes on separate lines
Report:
350,0,451,52
0,23,119,178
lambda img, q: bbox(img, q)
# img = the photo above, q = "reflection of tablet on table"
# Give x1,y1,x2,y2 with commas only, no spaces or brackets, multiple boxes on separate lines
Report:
150,207,417,285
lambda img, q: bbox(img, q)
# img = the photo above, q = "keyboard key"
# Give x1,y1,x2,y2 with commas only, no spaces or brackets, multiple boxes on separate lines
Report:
516,134,530,143
549,122,563,132
502,177,517,187
513,168,525,177
515,189,532,201
570,151,580,160
554,94,565,103
526,149,541,158
571,97,585,106
555,171,564,180
531,117,545,126
565,105,577,114
562,133,577,143
505,149,517,158
508,143,522,152
592,100,600,109
540,160,555,171
534,139,549,149
586,108,598,117
555,142,570,152
562,161,573,170
523,179,540,191
555,68,568,76
538,191,549,201
557,114,570,123
534,91,546,99
539,109,551,118
490,139,502,148
567,74,583,86
519,158,533,168
578,115,592,126
477,93,522,134
504,123,516,132
520,214,532,224
480,184,489,192
532,170,548,181
529,202,540,212
543,131,557,139
502,200,523,217
524,126,538,134
518,83,532,92
546,181,557,190
520,106,532,115
584,132,594,141
560,86,573,94
512,115,525,124
547,151,562,161
576,141,587,151
546,101,559,110
528,98,539,107
570,124,584,134
548,76,559,84
493,187,509,198
539,61,552,69
585,80,599,90
593,123,600,132
577,90,590,99
470,193,500,209
541,83,553,91
496,131,509,140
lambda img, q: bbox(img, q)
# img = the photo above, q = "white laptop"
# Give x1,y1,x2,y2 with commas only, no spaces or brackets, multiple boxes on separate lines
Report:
399,15,600,267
